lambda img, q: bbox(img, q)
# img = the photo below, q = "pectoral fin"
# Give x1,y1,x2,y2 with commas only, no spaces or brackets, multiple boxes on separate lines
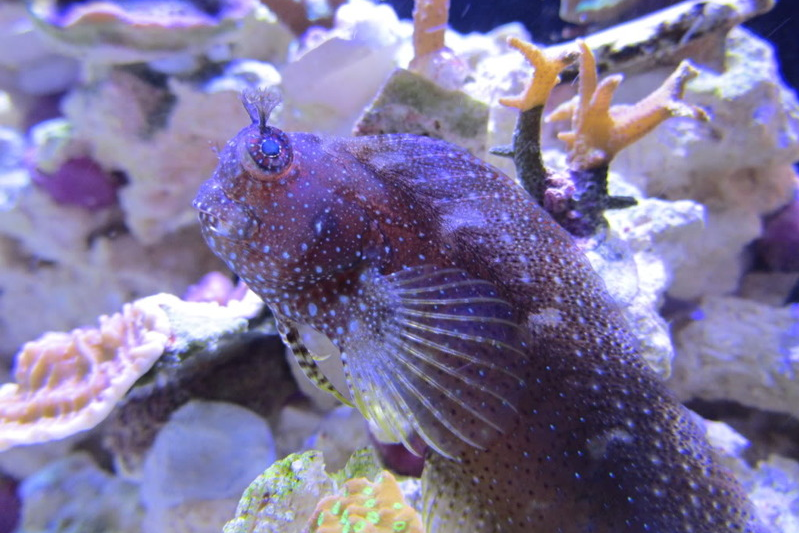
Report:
276,318,352,406
341,266,528,459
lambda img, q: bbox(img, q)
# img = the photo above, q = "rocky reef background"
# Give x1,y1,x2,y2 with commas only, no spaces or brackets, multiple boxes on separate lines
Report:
0,0,797,532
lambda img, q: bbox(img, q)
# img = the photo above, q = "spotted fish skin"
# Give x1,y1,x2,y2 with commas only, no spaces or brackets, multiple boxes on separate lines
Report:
194,93,765,533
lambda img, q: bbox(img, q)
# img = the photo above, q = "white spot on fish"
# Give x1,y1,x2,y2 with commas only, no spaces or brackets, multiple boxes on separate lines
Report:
527,308,563,333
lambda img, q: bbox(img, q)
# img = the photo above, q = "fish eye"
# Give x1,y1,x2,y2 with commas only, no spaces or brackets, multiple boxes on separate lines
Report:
260,137,281,157
243,125,293,179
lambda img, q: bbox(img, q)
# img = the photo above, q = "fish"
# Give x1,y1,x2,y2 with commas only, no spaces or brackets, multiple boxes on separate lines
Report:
193,89,766,532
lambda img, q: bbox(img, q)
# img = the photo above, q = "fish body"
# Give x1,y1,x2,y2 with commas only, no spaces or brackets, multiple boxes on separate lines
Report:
194,92,765,532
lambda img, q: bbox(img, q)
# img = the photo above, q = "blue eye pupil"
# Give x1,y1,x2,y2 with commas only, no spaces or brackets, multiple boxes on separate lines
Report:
245,126,293,177
260,137,281,158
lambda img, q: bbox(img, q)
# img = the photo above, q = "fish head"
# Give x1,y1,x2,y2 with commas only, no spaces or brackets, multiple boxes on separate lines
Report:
193,90,376,295
194,91,533,460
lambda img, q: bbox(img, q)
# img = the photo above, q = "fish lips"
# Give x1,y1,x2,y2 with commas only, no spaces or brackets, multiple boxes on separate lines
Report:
193,180,258,242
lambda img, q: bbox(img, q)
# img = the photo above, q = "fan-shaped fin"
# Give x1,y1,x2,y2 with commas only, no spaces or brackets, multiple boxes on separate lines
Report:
341,265,529,459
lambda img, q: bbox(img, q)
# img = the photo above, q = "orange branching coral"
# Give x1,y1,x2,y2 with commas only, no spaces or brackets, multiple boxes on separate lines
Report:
496,36,707,235
407,0,467,90
547,40,708,169
308,471,423,533
0,295,171,452
499,36,578,111
409,0,449,67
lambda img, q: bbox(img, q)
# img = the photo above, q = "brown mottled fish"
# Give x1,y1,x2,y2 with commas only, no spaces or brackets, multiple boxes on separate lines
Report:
194,89,766,533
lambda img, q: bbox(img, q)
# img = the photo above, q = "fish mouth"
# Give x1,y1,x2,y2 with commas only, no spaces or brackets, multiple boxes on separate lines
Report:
194,181,258,242
197,211,225,236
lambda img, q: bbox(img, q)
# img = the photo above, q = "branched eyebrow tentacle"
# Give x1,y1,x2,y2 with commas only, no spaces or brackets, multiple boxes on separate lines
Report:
241,87,282,133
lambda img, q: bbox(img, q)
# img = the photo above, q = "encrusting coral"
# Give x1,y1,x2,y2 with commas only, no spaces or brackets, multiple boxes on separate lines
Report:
223,451,335,533
0,295,170,452
497,36,707,236
0,287,266,455
308,471,423,533
222,448,423,533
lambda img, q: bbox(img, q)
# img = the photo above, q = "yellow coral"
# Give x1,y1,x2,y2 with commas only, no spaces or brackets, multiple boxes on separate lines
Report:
309,471,423,533
0,294,171,452
499,36,578,111
547,40,708,169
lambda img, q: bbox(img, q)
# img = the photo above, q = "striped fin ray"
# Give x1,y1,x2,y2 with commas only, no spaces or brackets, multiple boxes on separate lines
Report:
342,266,528,459
276,318,352,406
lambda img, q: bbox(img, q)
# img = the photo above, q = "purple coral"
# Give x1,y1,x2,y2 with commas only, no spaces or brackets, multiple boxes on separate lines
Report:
32,156,121,210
